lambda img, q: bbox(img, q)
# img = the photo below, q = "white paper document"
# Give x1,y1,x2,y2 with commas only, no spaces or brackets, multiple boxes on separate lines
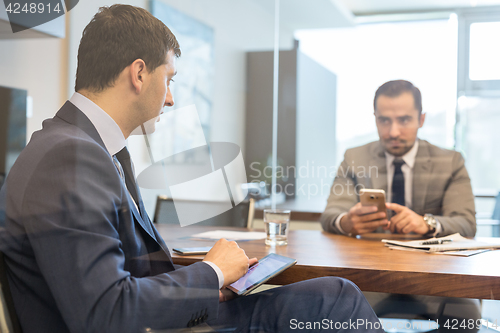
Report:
190,230,267,241
386,245,491,256
382,233,500,253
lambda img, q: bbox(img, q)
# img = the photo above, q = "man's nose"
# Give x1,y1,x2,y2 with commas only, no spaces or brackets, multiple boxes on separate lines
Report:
164,87,174,107
389,123,401,138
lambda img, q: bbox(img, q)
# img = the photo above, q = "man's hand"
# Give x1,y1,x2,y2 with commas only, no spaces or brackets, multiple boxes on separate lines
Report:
340,202,389,235
217,257,258,302
203,238,257,287
386,203,429,234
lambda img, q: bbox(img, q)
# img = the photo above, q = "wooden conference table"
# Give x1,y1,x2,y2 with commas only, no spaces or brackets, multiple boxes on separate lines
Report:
157,225,500,300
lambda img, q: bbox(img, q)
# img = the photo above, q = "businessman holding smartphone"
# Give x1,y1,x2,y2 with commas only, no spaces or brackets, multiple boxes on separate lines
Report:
320,80,479,332
321,80,476,238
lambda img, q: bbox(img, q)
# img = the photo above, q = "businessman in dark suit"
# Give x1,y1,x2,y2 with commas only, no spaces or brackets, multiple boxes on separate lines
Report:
0,5,382,332
320,80,480,332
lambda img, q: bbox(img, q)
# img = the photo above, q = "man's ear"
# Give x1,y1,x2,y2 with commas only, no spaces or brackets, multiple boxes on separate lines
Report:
419,112,426,128
130,59,147,94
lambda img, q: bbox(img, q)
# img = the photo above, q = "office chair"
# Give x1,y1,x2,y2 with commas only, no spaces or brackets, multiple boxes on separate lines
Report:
489,192,500,237
476,193,500,237
492,192,500,221
0,251,22,333
153,196,255,229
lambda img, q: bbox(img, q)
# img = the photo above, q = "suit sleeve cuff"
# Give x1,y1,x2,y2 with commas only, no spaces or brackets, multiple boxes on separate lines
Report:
202,261,224,289
335,213,349,235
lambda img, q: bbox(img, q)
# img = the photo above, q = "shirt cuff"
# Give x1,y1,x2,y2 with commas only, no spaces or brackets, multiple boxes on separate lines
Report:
335,212,349,235
433,219,443,237
202,261,224,289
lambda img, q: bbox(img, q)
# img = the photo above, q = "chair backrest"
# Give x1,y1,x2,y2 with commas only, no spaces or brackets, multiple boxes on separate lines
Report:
0,252,22,333
492,192,500,220
153,196,255,229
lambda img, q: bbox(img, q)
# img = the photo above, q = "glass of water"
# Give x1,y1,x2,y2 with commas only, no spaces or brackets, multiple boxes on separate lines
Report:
263,209,291,246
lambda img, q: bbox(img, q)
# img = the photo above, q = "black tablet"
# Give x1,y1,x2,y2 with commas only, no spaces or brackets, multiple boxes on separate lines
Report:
227,253,297,296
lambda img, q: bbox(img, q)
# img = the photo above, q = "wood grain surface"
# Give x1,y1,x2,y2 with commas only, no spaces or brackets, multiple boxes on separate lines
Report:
157,225,500,300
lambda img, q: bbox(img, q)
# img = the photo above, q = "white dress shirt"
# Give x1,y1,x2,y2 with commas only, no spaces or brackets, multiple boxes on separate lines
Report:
335,139,441,235
69,92,126,156
69,93,224,288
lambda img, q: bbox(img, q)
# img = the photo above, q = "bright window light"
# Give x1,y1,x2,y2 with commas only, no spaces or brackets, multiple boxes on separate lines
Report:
469,21,500,81
296,18,458,162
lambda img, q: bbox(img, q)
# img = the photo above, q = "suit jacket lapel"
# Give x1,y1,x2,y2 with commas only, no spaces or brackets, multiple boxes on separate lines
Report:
56,101,107,149
412,140,432,214
126,193,158,241
127,188,174,270
56,102,171,257
369,142,388,192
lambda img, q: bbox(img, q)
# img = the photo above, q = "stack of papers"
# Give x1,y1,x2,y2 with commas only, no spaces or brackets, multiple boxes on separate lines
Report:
382,233,500,256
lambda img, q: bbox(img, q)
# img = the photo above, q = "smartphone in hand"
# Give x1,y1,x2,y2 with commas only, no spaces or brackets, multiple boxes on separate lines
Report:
359,189,387,217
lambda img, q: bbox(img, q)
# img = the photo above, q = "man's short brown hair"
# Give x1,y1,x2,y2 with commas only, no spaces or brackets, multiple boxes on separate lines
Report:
75,4,181,92
373,80,422,114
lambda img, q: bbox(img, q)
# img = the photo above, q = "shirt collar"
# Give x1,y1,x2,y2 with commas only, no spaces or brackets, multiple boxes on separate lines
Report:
384,139,419,169
69,92,126,156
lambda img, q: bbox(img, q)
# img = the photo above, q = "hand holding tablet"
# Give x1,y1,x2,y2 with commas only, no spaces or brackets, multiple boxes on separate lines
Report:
227,253,297,296
173,246,297,297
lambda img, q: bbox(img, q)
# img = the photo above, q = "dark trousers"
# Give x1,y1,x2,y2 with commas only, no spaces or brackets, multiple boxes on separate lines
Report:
364,292,482,333
208,277,384,332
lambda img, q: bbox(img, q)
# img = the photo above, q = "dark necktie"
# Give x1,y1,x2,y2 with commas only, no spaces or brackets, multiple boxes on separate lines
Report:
115,147,139,205
114,147,172,270
392,159,405,206
114,147,158,238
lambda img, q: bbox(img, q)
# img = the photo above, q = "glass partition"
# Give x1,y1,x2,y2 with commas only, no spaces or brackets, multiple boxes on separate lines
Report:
121,0,286,216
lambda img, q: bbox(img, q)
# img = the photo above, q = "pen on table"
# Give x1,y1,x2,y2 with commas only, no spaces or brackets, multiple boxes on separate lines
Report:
420,239,453,245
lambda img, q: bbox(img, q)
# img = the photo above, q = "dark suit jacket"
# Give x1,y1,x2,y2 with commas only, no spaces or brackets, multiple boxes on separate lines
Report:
320,140,476,237
0,102,219,332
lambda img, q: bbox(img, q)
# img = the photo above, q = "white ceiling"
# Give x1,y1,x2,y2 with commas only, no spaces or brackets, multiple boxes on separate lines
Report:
250,0,500,31
250,0,355,29
337,0,500,15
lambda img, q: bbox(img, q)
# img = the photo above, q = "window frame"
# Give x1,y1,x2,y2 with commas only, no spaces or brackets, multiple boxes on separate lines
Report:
457,7,500,97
